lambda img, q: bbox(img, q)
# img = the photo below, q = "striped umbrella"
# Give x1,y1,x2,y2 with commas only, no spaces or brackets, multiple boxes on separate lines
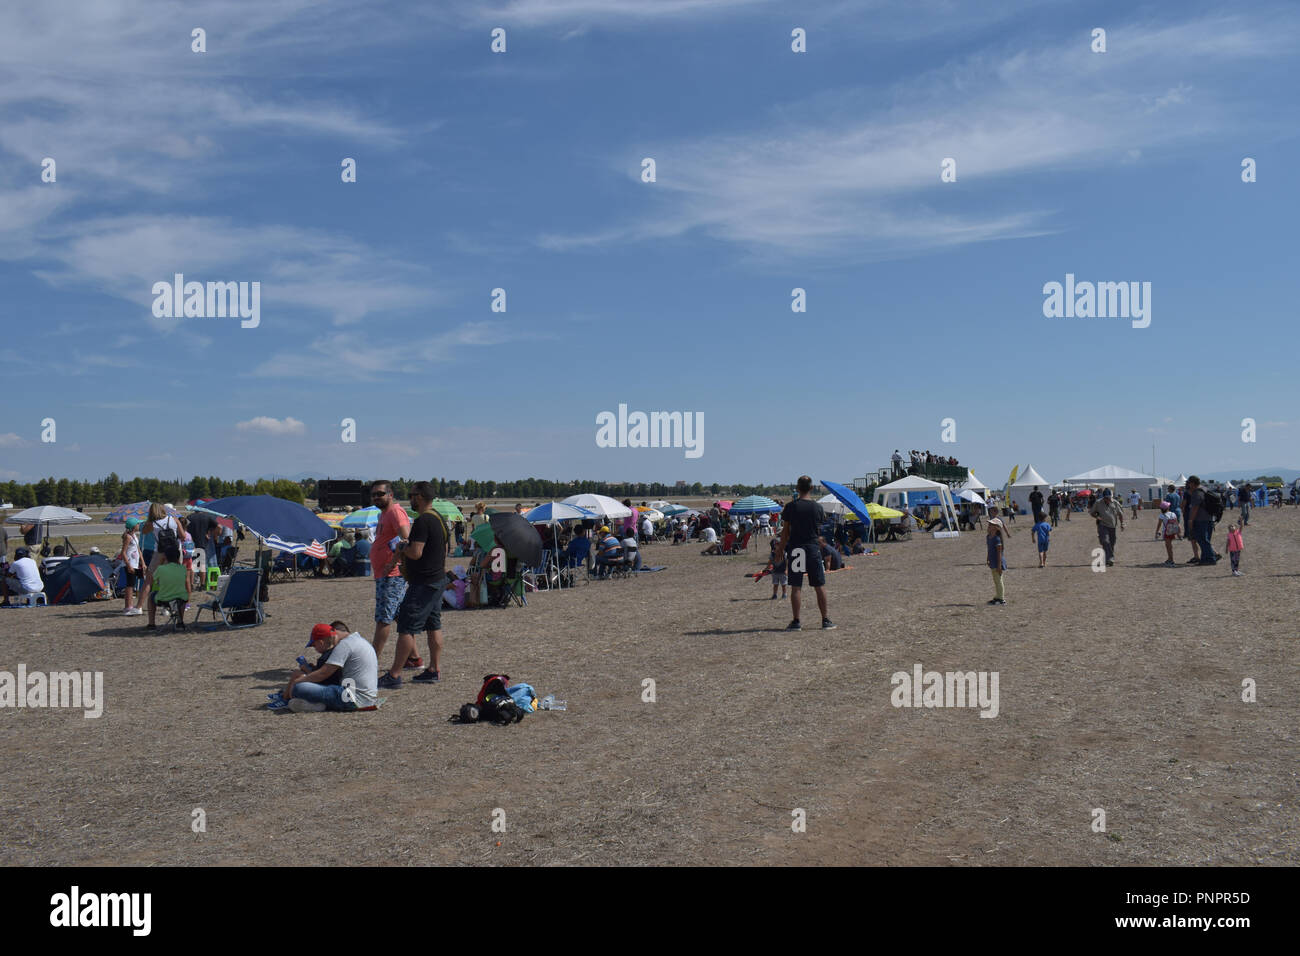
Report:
104,501,182,523
267,536,328,559
729,495,780,515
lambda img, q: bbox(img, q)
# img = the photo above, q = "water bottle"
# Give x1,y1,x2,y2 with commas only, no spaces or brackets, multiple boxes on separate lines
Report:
296,655,310,670
540,695,567,711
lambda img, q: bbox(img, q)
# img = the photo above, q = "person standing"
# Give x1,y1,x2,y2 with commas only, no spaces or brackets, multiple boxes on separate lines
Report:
777,475,834,630
1156,501,1181,567
1088,488,1125,567
986,507,1008,605
1028,486,1045,524
1185,476,1218,566
1047,490,1061,528
121,517,144,616
891,449,904,478
379,482,448,688
1128,488,1141,519
1032,513,1051,567
1238,483,1252,528
369,480,413,665
1225,523,1244,576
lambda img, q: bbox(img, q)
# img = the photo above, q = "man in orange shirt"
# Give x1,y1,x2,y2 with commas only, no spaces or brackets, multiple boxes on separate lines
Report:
369,480,415,668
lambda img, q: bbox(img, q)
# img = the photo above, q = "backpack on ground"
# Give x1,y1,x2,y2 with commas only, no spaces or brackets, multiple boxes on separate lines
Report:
450,674,529,725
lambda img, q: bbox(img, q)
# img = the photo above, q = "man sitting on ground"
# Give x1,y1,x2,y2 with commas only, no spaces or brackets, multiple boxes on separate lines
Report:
699,524,721,554
2,547,43,605
276,622,378,712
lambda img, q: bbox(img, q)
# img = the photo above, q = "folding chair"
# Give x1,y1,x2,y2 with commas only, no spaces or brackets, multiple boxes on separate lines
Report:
523,549,552,592
193,568,264,629
727,532,752,554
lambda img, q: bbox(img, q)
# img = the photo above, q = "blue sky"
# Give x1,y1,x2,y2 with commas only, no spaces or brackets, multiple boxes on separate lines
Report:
1,0,1297,487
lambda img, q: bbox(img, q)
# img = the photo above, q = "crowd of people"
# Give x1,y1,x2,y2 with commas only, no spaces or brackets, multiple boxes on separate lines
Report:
891,449,961,478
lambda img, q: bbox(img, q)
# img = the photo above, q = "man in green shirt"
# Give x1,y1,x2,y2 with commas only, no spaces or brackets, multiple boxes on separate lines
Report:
148,549,191,631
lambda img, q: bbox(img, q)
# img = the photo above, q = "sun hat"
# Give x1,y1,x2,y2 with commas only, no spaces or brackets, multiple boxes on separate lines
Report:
306,622,334,647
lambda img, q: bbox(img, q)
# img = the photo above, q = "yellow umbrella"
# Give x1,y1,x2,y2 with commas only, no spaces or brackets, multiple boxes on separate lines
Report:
316,512,348,528
865,502,904,520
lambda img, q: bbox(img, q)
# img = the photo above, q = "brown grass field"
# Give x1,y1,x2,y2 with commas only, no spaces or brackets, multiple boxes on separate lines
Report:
2,504,1297,865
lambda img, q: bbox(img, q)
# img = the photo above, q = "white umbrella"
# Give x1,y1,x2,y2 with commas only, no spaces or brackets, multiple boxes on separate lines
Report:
647,500,672,510
561,494,633,519
4,505,91,525
636,508,665,522
956,489,986,505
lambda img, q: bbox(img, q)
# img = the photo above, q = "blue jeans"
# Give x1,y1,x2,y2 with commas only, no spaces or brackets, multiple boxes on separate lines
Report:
291,682,358,711
1194,520,1217,563
1097,524,1116,563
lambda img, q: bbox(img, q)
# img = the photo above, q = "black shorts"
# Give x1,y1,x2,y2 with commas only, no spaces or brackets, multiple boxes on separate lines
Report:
785,542,825,588
396,578,446,635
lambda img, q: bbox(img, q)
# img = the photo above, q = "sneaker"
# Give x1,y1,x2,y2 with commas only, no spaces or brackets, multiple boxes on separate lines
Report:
785,620,802,631
822,618,836,630
377,673,403,689
987,598,999,605
1163,560,1176,567
123,607,142,616
1232,570,1241,576
144,623,156,630
994,598,1006,605
770,593,777,600
267,691,285,702
1187,558,1201,564
288,698,327,713
266,698,289,711
404,656,424,670
412,668,440,684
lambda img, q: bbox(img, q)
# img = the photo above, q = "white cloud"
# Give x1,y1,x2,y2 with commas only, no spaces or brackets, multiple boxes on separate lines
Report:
236,416,306,436
0,432,26,447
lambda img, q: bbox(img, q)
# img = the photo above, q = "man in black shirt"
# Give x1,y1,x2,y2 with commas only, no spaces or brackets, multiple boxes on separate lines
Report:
777,475,835,630
379,481,449,687
1028,487,1044,523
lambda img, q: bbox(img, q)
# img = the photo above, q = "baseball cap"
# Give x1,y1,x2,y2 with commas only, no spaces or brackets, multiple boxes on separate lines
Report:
1160,501,1170,510
306,622,334,647
15,547,30,558
126,517,141,529
599,526,610,533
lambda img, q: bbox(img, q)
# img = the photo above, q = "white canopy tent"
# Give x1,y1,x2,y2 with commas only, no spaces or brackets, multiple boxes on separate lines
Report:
1009,465,1051,515
817,493,848,516
1065,464,1160,501
957,469,988,493
873,475,959,534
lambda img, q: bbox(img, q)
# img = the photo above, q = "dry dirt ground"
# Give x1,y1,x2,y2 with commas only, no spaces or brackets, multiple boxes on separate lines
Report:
2,506,1297,866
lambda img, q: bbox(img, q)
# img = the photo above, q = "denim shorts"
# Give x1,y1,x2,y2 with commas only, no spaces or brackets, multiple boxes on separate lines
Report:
396,578,446,635
374,575,408,624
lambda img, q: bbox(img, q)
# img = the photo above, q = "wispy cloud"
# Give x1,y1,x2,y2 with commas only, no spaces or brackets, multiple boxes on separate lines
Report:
537,13,1296,261
248,321,511,380
236,416,306,436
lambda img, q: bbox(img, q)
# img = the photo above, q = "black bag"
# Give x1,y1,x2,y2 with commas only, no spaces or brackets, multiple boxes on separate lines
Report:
1203,491,1224,522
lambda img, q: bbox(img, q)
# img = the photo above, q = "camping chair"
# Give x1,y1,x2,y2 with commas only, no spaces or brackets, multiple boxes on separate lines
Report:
727,532,752,554
193,568,264,629
559,537,592,587
269,550,296,583
523,549,552,592
708,533,735,555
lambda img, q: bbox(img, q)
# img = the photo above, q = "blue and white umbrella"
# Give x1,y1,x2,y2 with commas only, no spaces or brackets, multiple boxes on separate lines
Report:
524,502,597,524
729,495,781,515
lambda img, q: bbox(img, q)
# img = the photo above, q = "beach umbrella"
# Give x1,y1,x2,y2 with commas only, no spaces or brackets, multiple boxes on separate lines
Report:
340,506,381,529
471,520,496,553
6,505,92,526
46,553,113,605
716,500,734,511
428,499,463,523
660,504,690,517
316,512,348,528
526,502,597,524
865,502,904,519
488,513,544,567
956,489,986,505
730,495,780,516
636,507,665,522
648,500,672,510
196,496,336,546
561,494,632,519
817,480,875,524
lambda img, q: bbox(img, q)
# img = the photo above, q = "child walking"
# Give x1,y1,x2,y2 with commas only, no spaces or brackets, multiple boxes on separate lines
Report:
1226,523,1244,576
769,537,787,600
1031,514,1051,567
986,507,1008,605
1157,501,1181,567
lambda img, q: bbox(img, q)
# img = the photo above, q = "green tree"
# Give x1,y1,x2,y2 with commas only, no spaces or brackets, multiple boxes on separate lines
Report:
270,479,305,504
187,476,210,501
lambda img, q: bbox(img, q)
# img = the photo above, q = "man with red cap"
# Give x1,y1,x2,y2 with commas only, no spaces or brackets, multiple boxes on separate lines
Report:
276,622,378,712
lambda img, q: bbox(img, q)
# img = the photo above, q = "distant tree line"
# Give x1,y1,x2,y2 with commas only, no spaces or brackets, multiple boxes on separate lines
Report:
0,475,802,509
